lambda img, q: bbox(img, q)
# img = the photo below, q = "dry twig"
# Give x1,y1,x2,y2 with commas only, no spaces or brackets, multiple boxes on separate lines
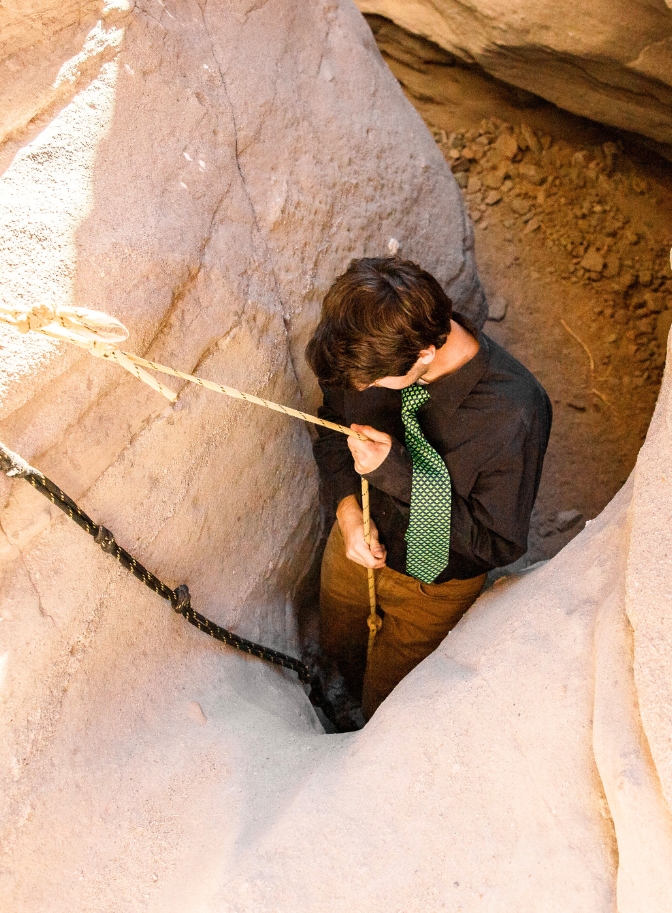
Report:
560,319,610,405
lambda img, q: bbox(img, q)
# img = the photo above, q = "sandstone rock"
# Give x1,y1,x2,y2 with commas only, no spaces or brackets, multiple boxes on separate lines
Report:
604,253,622,279
518,163,545,186
357,0,672,156
0,1,485,907
211,337,672,912
519,122,542,155
483,165,507,189
493,131,519,161
487,294,508,321
556,508,583,532
3,3,672,908
581,249,606,273
510,197,531,216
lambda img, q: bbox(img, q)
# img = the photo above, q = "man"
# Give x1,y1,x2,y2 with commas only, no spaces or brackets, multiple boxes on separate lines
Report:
306,257,552,721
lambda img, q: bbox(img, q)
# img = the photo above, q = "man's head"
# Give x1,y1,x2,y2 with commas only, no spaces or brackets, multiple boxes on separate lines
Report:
305,257,453,390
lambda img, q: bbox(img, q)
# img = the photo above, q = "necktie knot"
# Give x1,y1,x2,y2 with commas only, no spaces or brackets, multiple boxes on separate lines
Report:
401,383,430,416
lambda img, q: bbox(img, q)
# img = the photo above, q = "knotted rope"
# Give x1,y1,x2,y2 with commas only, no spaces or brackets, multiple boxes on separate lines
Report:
1,303,382,661
0,439,339,725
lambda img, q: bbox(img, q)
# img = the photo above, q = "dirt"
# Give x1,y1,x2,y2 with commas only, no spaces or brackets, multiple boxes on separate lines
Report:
367,15,672,567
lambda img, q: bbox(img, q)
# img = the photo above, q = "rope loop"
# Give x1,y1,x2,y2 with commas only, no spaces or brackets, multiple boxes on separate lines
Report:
0,303,129,348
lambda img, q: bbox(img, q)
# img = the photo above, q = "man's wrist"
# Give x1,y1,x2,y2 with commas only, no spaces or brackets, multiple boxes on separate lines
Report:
336,494,361,519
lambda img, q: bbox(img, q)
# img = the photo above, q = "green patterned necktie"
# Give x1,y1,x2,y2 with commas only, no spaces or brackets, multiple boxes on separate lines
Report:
401,383,452,584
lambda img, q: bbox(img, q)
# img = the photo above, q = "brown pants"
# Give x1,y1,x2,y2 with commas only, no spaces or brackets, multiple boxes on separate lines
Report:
320,522,486,720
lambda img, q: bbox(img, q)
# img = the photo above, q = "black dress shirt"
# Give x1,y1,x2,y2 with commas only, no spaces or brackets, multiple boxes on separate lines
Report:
312,313,552,581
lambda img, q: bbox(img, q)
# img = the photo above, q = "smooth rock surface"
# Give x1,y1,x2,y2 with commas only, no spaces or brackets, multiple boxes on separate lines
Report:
2,1,671,911
357,0,672,156
0,1,483,908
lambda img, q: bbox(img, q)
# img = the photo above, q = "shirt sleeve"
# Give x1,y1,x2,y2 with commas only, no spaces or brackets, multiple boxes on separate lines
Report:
363,437,413,504
312,385,361,510
448,405,549,569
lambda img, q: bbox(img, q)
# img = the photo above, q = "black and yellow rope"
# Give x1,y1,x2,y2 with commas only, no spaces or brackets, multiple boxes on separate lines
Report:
0,440,334,722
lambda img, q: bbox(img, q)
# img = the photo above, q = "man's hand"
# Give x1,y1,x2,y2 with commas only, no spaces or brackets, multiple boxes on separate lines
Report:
336,495,387,569
347,424,392,475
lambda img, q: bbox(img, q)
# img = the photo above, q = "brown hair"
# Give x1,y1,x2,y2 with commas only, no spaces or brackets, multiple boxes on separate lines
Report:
305,257,452,388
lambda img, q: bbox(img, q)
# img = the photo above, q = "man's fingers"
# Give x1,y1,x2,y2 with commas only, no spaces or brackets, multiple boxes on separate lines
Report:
346,548,386,569
351,424,392,445
344,536,387,569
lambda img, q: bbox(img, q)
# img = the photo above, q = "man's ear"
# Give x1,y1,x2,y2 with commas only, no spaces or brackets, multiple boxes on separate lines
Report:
418,346,436,364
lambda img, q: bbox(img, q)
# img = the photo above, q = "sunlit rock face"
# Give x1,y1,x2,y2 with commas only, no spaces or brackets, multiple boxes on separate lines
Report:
0,0,484,908
2,2,670,911
217,331,672,913
357,0,672,157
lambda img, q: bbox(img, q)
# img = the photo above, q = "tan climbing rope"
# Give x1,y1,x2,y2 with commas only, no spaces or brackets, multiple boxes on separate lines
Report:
1,302,382,649
361,477,383,659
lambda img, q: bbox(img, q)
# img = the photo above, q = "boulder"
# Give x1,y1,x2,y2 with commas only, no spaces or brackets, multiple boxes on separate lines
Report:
356,0,672,157
0,1,484,907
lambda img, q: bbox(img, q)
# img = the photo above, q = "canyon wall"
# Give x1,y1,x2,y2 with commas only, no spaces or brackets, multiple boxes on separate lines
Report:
1,2,671,911
357,0,672,157
0,1,482,907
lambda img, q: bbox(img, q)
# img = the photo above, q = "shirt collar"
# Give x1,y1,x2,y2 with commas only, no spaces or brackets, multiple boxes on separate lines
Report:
419,311,490,422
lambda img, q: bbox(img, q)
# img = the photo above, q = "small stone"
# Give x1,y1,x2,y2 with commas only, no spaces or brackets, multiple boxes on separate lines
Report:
454,171,468,189
510,197,531,216
631,175,648,194
187,701,208,725
523,218,541,234
467,175,483,194
493,132,519,161
483,167,507,190
487,295,508,321
566,396,587,411
484,190,502,206
518,163,545,185
603,253,621,278
555,509,584,532
580,249,605,273
638,269,652,287
463,144,485,162
520,123,542,154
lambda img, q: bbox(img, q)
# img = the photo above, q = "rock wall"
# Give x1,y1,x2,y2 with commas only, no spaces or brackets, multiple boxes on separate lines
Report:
2,2,671,910
356,0,672,158
0,1,484,907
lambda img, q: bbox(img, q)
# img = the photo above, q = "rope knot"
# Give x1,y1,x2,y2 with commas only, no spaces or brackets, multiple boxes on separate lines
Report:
0,303,129,348
94,525,117,553
171,583,191,614
367,612,382,635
